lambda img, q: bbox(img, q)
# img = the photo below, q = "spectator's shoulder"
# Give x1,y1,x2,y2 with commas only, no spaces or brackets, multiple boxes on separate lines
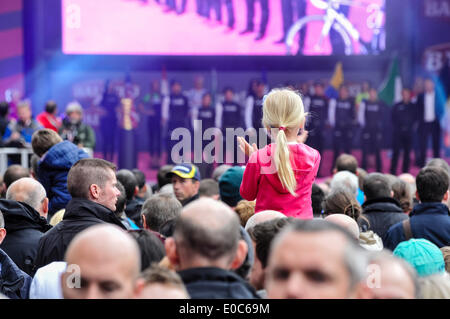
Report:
384,220,405,250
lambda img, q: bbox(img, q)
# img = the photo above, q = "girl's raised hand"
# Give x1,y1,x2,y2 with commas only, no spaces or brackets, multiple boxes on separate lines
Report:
238,136,258,157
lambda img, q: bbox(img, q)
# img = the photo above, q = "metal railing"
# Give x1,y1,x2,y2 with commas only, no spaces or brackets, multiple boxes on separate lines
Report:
0,147,34,175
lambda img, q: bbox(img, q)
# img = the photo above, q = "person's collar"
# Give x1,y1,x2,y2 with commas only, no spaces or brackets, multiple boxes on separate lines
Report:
410,202,450,216
181,193,199,206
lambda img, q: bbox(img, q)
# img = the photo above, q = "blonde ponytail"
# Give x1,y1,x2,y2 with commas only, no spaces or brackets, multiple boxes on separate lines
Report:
274,128,298,196
262,88,306,197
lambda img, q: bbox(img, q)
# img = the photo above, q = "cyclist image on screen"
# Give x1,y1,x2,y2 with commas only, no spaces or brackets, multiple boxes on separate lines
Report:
285,0,385,56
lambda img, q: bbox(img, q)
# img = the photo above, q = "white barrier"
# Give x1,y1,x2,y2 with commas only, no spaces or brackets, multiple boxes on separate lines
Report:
0,147,34,175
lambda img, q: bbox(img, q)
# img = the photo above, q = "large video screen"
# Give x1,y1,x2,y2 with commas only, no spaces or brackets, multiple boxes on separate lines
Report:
62,0,386,56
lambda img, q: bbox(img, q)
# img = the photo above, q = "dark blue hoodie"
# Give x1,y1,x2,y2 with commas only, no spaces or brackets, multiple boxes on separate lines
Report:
0,248,31,299
37,141,89,217
384,202,450,251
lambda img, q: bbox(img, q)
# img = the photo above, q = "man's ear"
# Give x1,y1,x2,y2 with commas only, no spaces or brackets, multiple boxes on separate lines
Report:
443,190,449,203
89,184,100,200
230,240,247,270
332,168,337,175
416,190,420,202
165,237,180,269
0,228,6,245
134,186,139,197
141,214,148,230
41,198,49,218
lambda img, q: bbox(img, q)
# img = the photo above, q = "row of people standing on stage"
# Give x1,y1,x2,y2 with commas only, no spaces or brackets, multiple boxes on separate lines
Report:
99,75,444,178
301,78,444,176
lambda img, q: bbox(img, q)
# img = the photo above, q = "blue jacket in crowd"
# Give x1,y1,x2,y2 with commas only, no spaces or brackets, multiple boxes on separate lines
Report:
0,248,31,299
37,141,89,217
384,202,450,251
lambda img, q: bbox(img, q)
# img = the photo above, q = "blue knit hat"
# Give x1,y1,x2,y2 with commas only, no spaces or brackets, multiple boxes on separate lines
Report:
393,239,445,277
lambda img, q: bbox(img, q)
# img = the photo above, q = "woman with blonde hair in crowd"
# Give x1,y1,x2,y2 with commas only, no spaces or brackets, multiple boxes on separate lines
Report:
239,88,320,219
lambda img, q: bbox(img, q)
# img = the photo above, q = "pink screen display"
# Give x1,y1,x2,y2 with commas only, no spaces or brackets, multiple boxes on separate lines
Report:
62,0,386,56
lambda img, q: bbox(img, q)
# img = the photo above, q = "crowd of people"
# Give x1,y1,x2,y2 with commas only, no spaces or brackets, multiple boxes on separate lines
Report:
0,84,448,300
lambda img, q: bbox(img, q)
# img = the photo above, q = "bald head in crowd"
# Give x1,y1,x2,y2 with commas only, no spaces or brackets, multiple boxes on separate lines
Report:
367,250,419,299
324,214,360,240
165,198,247,271
6,177,48,218
61,224,142,299
245,210,287,231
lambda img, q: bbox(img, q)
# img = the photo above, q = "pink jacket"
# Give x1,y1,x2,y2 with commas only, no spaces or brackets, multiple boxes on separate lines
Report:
240,143,321,219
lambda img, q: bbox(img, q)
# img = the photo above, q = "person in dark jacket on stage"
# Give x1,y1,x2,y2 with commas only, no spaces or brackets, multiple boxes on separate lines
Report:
196,92,219,179
303,82,329,157
0,211,32,299
162,80,191,164
329,85,357,168
244,81,268,148
165,198,259,299
34,158,125,271
0,178,52,275
99,80,120,162
385,166,450,251
416,78,443,167
216,87,243,165
357,173,408,243
358,88,386,173
140,80,163,168
32,129,89,219
390,88,417,175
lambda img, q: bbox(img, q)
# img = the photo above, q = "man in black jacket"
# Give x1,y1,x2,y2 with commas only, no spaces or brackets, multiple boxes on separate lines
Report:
0,178,52,275
0,211,31,299
357,173,408,243
390,88,417,175
165,198,259,299
34,158,126,272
